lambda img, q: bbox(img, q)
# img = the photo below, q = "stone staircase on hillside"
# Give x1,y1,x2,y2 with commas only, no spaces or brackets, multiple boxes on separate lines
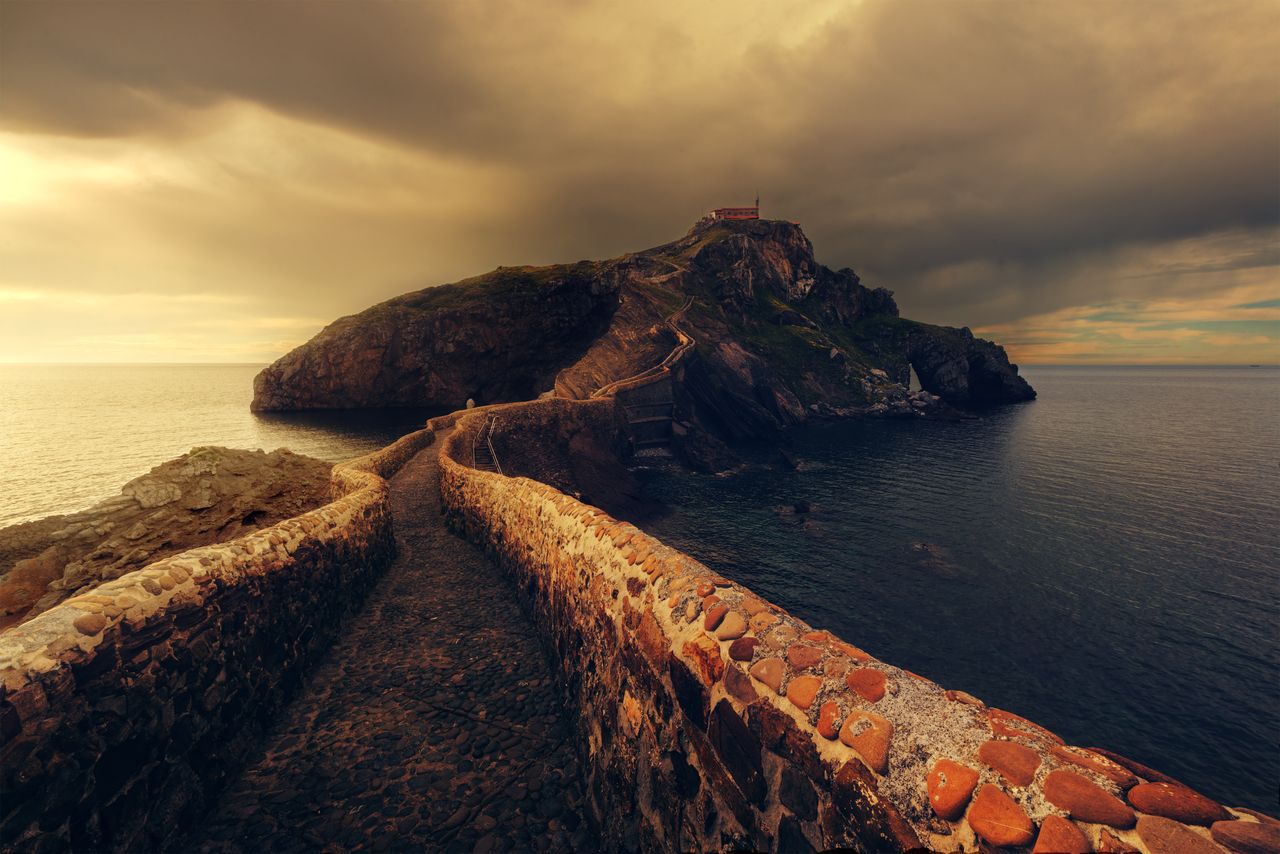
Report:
618,378,675,450
592,297,694,454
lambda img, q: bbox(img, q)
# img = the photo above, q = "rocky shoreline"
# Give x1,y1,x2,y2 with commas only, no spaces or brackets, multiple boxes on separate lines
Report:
0,447,331,630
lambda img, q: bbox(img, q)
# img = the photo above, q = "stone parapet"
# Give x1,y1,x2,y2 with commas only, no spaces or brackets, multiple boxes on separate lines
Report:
440,404,1274,853
0,427,437,852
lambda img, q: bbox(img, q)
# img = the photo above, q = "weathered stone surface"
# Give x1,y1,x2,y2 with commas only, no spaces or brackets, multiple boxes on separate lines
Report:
748,657,784,694
945,689,984,707
1128,782,1230,826
778,814,816,854
829,759,924,853
786,675,822,710
727,636,758,662
968,783,1034,848
786,644,823,670
989,707,1063,745
1052,744,1140,788
1211,818,1280,854
838,711,892,774
845,668,886,702
709,700,766,806
724,664,759,705
703,603,729,631
779,765,818,822
747,701,823,782
636,606,668,667
770,626,800,652
978,738,1041,787
816,701,841,740
832,641,871,662
1044,768,1137,828
71,613,107,636
1099,828,1142,853
1033,814,1090,854
1089,746,1190,788
1137,815,1223,854
714,611,747,641
682,634,725,685
926,758,978,821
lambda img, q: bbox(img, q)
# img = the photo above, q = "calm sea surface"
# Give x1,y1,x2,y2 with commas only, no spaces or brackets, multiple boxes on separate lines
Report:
2,364,1277,810
637,365,1280,812
0,364,435,528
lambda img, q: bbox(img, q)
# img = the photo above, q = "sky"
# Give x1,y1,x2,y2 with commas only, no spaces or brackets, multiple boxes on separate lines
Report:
1,0,1277,365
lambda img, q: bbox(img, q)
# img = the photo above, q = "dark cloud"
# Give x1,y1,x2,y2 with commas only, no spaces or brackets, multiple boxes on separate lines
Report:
0,0,1276,357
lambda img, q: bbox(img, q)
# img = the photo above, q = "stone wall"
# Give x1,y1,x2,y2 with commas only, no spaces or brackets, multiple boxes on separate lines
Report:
440,405,1275,853
0,427,437,853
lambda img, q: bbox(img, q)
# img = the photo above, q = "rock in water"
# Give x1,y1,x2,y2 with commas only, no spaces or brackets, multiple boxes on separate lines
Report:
0,447,332,629
909,542,965,578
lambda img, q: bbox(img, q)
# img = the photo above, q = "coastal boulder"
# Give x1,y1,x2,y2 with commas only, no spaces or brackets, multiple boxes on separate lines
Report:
0,446,332,628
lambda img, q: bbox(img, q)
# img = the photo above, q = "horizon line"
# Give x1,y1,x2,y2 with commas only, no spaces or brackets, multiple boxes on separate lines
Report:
1,361,1276,368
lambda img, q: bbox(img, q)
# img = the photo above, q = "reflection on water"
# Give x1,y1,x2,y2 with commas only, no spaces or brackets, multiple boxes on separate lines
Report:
0,364,442,527
251,407,442,450
637,366,1280,811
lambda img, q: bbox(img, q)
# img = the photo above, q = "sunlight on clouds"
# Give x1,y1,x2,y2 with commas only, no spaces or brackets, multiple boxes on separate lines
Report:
1,0,1275,364
0,287,330,363
979,279,1280,365
0,102,537,364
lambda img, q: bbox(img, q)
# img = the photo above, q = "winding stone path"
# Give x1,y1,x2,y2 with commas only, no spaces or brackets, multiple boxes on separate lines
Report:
184,434,594,853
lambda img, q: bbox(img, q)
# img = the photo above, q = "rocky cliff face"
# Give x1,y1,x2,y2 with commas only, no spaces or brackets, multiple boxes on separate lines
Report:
0,447,331,628
251,217,1034,442
853,315,1036,407
252,264,620,411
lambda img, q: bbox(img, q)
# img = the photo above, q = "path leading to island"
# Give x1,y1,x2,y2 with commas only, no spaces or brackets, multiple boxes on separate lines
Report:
184,432,595,853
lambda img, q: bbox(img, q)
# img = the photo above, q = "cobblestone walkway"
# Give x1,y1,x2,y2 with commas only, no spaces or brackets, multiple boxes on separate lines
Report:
184,435,594,853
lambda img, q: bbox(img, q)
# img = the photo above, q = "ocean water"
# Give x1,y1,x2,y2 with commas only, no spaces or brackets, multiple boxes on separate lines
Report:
636,365,1280,812
0,364,435,528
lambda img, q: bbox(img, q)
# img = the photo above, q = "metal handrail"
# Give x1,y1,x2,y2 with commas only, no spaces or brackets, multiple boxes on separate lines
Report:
486,417,504,476
470,414,505,476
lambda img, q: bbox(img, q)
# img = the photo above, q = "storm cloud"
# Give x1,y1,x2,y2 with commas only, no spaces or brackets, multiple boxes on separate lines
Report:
1,0,1277,362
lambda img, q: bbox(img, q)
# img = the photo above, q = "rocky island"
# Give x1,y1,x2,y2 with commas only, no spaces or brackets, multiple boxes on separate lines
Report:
253,218,1034,471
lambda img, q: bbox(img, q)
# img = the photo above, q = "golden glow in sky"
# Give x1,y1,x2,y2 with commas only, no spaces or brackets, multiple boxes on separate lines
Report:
1,0,1277,364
